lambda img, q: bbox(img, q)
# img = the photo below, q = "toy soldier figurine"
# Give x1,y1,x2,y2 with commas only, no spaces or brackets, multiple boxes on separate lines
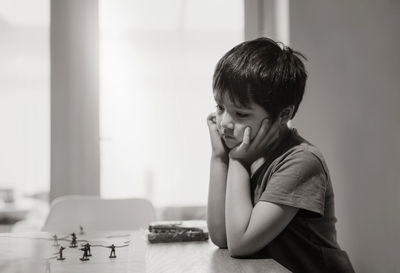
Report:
69,233,77,248
84,243,92,256
57,246,66,260
108,244,116,258
79,245,90,261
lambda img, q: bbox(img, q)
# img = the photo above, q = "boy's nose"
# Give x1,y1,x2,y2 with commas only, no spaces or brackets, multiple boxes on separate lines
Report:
220,114,234,131
221,122,234,130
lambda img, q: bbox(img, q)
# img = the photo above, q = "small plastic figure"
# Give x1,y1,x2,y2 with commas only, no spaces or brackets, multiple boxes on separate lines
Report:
69,233,77,248
79,225,85,235
84,243,92,256
57,246,66,260
107,244,116,258
52,234,59,247
79,245,90,261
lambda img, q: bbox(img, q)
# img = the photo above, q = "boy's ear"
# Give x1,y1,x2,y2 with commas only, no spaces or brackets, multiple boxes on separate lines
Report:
279,105,295,124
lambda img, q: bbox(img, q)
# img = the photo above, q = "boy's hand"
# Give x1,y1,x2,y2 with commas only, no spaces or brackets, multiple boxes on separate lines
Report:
229,118,280,168
207,112,229,161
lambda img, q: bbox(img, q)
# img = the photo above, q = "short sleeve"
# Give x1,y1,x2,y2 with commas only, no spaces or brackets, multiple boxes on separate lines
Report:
259,148,327,216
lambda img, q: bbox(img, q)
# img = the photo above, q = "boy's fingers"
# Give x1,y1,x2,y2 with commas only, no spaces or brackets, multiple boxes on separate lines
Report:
242,127,251,145
207,113,217,126
259,122,280,149
252,118,270,144
236,127,251,152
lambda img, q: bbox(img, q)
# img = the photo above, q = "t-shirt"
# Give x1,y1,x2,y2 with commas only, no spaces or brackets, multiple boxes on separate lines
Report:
249,129,355,273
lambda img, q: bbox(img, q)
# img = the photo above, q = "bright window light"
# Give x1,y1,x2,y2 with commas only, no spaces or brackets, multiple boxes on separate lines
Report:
0,0,50,198
99,0,244,206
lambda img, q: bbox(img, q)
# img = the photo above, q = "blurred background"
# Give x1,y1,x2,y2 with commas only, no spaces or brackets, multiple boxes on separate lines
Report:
0,0,399,272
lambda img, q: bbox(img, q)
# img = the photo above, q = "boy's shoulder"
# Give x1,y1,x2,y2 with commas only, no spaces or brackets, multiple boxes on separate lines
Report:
285,129,325,158
288,142,324,162
271,130,329,176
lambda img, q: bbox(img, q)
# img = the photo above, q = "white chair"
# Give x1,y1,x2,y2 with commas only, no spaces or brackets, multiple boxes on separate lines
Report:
42,195,155,234
160,206,206,221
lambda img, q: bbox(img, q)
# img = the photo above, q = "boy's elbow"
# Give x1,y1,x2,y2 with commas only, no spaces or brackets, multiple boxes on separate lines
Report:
227,240,257,258
209,234,228,249
229,251,243,259
207,220,228,248
228,244,247,258
229,248,254,259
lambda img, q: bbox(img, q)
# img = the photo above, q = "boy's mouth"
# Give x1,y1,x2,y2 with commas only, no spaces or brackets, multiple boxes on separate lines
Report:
222,134,237,147
222,134,235,140
219,129,235,139
222,134,238,148
219,127,234,138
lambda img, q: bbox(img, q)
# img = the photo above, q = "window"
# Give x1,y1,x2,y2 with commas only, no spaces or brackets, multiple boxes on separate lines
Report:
0,0,50,199
100,0,244,206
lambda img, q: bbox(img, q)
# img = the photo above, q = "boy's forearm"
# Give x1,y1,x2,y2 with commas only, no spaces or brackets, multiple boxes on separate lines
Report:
225,159,253,249
207,156,229,248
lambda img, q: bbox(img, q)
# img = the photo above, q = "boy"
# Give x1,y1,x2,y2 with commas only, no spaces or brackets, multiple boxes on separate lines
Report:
206,37,354,272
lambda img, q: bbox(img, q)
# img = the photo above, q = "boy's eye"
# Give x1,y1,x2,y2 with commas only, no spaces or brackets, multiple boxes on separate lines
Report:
236,112,249,118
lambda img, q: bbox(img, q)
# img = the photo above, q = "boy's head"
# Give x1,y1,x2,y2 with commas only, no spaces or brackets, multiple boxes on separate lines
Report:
213,37,307,122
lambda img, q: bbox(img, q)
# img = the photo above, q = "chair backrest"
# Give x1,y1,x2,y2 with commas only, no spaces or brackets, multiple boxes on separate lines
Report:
160,206,206,221
42,195,156,234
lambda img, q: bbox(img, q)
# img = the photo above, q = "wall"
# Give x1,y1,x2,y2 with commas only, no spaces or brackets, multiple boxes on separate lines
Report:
290,1,400,272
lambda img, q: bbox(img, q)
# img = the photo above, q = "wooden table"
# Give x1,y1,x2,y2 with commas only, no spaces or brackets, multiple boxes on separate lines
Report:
0,231,290,273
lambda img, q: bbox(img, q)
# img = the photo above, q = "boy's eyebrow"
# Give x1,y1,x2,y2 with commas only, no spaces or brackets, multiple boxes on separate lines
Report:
224,104,254,112
233,105,253,111
230,101,254,110
213,95,254,111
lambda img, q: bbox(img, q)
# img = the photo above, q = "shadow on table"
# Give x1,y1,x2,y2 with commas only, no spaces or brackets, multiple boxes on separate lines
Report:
210,248,291,273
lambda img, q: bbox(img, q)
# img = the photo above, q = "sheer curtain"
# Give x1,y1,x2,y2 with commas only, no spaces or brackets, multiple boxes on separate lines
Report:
99,0,244,206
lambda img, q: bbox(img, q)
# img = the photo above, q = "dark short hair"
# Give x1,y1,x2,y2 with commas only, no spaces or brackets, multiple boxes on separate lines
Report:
212,37,307,121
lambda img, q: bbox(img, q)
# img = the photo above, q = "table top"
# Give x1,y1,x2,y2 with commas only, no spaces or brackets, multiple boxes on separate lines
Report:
0,231,291,273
